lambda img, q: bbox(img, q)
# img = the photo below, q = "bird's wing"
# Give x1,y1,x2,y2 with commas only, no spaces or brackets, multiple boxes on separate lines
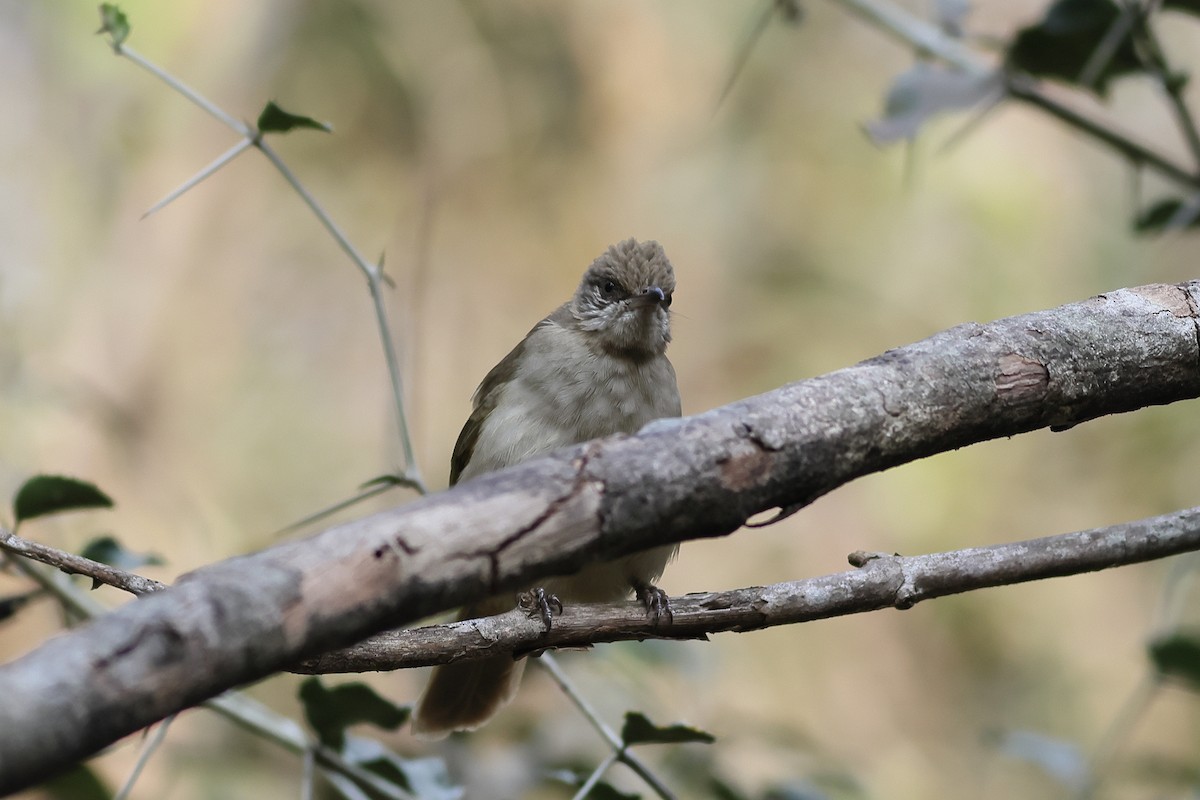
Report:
448,304,573,485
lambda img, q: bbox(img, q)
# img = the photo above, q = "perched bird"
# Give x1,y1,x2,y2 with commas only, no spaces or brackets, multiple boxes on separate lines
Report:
411,238,682,739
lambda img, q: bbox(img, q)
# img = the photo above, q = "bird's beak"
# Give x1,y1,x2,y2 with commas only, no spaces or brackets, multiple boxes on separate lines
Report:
629,286,666,309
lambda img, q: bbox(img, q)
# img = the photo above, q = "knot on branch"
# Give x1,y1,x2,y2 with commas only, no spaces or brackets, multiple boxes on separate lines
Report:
995,353,1050,407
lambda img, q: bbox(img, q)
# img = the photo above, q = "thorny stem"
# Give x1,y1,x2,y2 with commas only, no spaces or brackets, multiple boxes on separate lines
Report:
118,45,249,135
257,142,423,489
111,41,424,491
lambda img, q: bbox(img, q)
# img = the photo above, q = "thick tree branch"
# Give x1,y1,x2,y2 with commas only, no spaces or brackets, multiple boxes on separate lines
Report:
297,507,1200,672
1,282,1198,791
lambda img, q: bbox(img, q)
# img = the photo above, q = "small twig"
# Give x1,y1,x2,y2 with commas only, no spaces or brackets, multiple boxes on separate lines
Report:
1076,673,1160,800
824,0,1200,190
716,0,782,111
0,528,165,596
109,39,425,488
274,480,405,536
142,138,255,219
1132,12,1200,169
117,45,250,136
301,748,315,800
300,507,1200,673
1077,1,1141,91
1,526,413,800
206,693,416,800
114,714,176,800
1006,75,1198,189
572,751,620,800
539,654,676,800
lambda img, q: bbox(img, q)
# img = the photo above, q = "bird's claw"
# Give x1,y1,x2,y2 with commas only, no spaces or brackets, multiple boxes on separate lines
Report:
634,581,673,626
518,587,563,632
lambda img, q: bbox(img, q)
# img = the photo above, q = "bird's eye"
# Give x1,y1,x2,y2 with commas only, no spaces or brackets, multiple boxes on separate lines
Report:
663,294,673,308
601,280,618,296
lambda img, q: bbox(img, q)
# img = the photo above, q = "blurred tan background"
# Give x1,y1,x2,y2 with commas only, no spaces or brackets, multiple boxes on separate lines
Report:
3,0,1200,797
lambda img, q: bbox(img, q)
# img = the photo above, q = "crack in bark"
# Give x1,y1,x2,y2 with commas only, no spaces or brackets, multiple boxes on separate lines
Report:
1184,286,1200,372
455,448,603,594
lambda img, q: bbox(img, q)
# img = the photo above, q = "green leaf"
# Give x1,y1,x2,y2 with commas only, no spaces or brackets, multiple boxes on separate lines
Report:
1150,633,1200,690
13,475,114,526
1163,0,1200,16
39,763,112,800
585,783,641,800
96,4,130,50
1134,198,1200,233
299,677,410,751
0,590,41,623
620,711,716,746
256,101,332,134
342,738,462,800
80,535,163,570
1006,0,1145,96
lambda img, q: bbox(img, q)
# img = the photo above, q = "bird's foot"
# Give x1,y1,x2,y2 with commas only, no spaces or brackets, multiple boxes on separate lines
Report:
518,587,563,633
634,581,673,626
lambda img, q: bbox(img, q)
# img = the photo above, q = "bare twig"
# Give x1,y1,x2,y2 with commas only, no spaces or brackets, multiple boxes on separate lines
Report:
825,0,1200,190
114,715,175,800
107,37,424,490
142,138,255,220
1,528,414,800
1077,1,1141,91
0,528,165,595
541,654,676,800
1134,13,1200,169
299,506,1200,672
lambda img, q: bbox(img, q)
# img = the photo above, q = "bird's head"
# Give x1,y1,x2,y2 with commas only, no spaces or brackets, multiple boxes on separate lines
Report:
571,238,675,360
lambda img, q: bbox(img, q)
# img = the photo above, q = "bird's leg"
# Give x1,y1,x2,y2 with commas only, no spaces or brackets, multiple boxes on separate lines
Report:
518,587,563,633
633,580,673,626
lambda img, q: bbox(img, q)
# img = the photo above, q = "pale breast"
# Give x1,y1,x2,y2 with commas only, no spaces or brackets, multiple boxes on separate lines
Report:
459,323,680,482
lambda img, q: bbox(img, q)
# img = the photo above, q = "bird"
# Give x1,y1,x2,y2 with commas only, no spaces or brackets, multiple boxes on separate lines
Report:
410,237,682,739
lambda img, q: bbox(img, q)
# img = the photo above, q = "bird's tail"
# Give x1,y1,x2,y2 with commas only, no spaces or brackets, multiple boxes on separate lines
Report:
410,606,526,740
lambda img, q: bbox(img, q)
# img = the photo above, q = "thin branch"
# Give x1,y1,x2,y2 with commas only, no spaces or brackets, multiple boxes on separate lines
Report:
274,479,407,536
301,748,315,800
0,529,165,595
4,281,1200,791
1076,673,1161,800
141,138,255,219
299,506,1200,672
117,44,250,135
824,0,1200,190
114,715,175,800
541,654,676,800
571,752,620,800
716,0,782,111
0,529,414,800
110,39,424,488
1077,2,1140,91
1133,13,1200,169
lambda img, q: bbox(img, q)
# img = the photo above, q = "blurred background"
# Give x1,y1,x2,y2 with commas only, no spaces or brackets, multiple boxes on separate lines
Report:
2,0,1200,797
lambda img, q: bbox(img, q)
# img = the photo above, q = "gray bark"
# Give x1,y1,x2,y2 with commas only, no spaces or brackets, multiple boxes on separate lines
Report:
294,506,1200,672
1,282,1198,791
